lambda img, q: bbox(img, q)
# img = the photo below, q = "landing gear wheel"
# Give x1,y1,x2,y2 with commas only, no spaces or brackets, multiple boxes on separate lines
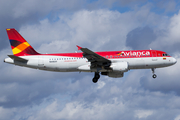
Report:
92,72,100,83
152,74,157,78
92,78,98,83
151,68,157,79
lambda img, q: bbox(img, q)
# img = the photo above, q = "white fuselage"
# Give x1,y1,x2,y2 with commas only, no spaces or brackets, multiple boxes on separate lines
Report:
4,55,177,72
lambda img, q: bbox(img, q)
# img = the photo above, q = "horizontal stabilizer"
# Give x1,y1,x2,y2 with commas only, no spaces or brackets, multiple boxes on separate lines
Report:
8,55,28,62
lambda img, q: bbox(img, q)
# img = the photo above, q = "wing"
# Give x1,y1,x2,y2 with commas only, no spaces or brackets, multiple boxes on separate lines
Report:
77,45,111,69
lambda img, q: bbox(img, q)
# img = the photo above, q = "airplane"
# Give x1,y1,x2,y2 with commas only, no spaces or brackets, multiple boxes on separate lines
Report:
4,28,177,83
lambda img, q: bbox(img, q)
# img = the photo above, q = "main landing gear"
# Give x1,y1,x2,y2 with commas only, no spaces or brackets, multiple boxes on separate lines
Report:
151,68,157,78
92,72,100,83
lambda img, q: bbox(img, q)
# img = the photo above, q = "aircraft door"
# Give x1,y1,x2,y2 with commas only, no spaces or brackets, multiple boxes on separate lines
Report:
151,51,157,61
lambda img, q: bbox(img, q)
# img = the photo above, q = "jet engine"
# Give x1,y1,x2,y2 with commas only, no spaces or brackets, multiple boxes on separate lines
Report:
101,62,128,78
110,61,128,72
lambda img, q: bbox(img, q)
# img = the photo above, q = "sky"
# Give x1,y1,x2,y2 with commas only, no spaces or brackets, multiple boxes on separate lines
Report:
0,0,180,119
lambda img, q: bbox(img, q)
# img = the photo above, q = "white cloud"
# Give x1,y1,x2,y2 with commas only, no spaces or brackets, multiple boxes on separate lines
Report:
175,115,180,120
19,7,160,54
0,0,83,18
135,109,154,118
149,10,180,51
168,11,180,42
97,81,106,89
27,99,126,120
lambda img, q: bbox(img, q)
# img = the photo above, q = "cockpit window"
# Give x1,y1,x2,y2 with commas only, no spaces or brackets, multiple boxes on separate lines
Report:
163,53,168,56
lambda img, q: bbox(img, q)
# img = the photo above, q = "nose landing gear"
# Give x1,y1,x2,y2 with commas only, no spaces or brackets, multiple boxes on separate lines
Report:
151,68,157,78
92,72,100,83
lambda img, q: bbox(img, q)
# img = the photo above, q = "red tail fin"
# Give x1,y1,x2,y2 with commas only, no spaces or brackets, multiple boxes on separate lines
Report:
6,28,39,56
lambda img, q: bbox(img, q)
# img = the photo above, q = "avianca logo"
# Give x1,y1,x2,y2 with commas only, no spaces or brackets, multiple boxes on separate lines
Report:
117,51,150,56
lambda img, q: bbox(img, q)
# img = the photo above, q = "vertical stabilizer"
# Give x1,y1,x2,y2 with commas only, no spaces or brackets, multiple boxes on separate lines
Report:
6,28,39,56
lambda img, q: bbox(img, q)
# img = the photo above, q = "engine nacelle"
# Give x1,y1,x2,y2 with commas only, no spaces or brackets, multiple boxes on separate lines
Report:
110,62,128,72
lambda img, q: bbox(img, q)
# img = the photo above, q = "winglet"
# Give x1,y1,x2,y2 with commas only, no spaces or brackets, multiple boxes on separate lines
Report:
76,45,82,50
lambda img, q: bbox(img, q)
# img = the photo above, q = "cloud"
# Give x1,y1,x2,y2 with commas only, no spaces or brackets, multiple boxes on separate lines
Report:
126,26,156,50
27,99,126,120
156,0,177,13
149,10,180,54
19,6,159,53
0,0,84,18
134,110,154,119
7,69,180,120
140,58,180,95
0,107,16,120
175,115,180,120
0,0,85,51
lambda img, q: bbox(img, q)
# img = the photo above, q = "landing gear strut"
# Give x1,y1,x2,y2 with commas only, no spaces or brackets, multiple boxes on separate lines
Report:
92,72,100,83
151,68,157,78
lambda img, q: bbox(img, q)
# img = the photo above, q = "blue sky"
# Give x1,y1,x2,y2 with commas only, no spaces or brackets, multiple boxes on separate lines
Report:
0,0,180,120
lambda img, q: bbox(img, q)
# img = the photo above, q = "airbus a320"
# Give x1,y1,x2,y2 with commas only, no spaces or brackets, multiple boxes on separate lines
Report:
4,28,177,83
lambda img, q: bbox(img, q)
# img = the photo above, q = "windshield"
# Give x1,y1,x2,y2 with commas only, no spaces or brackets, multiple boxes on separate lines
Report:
162,53,169,56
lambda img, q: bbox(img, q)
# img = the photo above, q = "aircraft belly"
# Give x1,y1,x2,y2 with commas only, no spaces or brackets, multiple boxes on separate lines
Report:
127,57,165,69
127,57,172,69
144,57,169,68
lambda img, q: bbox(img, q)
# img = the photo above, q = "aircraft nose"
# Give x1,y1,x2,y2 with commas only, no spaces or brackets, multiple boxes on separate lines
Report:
172,57,177,64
